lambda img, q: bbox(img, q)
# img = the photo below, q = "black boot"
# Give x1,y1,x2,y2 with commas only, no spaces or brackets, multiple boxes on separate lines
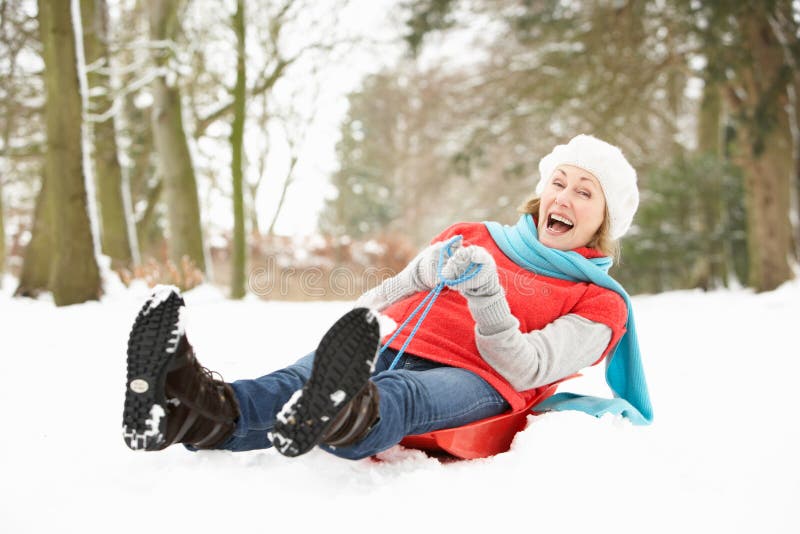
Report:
122,286,239,451
270,307,381,457
321,380,380,447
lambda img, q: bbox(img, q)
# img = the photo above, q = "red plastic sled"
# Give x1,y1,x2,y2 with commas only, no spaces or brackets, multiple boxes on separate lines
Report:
399,383,558,460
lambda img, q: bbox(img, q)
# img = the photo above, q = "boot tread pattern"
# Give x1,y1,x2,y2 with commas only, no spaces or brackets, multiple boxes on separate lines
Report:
122,287,185,451
271,308,380,457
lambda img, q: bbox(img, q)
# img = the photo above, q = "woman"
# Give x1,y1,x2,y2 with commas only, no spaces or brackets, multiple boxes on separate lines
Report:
122,134,653,460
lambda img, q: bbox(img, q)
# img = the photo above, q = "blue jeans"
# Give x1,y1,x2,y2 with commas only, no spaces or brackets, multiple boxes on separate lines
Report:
215,348,509,460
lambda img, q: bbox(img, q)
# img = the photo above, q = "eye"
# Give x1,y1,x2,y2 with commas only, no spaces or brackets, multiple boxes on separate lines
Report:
578,189,591,198
552,179,565,188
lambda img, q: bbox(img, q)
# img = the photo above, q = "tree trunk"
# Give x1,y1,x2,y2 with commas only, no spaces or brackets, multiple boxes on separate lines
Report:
793,73,800,256
15,172,54,297
698,82,723,156
148,0,206,273
247,181,261,238
230,0,246,298
0,73,7,282
0,177,5,282
729,9,795,292
122,74,159,260
695,82,729,288
81,0,137,269
247,92,270,240
767,0,800,267
135,178,164,259
38,0,102,305
1,0,19,285
267,155,298,237
794,84,800,256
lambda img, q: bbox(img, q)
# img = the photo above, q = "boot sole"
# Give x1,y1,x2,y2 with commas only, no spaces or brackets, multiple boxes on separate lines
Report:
122,286,185,451
271,307,380,457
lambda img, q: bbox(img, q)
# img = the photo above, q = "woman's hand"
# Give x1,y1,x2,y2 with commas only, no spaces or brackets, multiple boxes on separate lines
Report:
354,239,461,311
414,239,462,290
441,245,501,297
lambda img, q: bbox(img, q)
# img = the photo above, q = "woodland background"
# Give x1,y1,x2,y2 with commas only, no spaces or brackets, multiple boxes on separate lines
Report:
2,0,799,306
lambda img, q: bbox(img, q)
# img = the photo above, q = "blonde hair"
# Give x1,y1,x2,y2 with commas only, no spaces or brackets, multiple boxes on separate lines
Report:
518,196,620,261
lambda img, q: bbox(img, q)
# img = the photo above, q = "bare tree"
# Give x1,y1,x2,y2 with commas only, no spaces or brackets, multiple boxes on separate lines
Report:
15,172,52,297
105,0,161,262
181,0,357,292
81,0,139,269
38,0,101,305
230,0,247,298
247,89,270,238
766,5,800,259
265,79,322,236
0,174,5,283
148,0,206,273
1,0,42,286
724,5,795,291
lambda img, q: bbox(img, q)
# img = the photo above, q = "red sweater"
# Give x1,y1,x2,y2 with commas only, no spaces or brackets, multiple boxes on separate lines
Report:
382,222,628,411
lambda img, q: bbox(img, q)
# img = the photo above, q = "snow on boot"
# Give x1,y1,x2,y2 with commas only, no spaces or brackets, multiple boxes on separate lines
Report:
122,286,239,451
270,307,380,457
320,380,380,448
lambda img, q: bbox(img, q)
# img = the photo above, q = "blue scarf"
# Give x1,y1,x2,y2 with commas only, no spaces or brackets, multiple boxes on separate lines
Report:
484,214,653,425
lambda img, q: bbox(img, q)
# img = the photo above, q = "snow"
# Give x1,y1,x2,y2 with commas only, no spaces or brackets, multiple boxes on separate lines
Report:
1,277,799,533
330,390,347,407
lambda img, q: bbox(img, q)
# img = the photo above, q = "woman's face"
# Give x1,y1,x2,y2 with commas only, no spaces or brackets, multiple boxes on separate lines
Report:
537,165,607,250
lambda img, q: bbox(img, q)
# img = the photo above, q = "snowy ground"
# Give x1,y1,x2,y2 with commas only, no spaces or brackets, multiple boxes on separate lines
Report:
1,272,798,533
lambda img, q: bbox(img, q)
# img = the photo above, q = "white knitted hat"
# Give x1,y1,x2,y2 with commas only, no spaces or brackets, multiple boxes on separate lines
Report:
535,134,639,239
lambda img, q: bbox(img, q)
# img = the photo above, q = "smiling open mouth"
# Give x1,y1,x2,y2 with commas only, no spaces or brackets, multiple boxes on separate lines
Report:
546,213,574,234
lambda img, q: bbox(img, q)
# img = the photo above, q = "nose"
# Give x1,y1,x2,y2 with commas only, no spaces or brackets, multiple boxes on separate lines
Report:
554,190,569,206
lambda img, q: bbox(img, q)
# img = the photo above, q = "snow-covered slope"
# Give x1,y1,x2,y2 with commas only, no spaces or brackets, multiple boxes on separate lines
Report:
1,276,797,533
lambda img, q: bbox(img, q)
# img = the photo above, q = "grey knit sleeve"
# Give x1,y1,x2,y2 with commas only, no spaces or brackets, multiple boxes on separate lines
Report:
473,309,612,391
354,243,439,311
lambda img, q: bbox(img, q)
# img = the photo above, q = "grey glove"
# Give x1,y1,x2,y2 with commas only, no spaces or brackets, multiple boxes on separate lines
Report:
442,245,516,335
354,240,460,311
412,239,459,290
441,245,501,297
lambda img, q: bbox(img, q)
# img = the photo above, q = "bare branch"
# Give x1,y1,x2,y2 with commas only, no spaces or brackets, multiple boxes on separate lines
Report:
194,55,293,138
